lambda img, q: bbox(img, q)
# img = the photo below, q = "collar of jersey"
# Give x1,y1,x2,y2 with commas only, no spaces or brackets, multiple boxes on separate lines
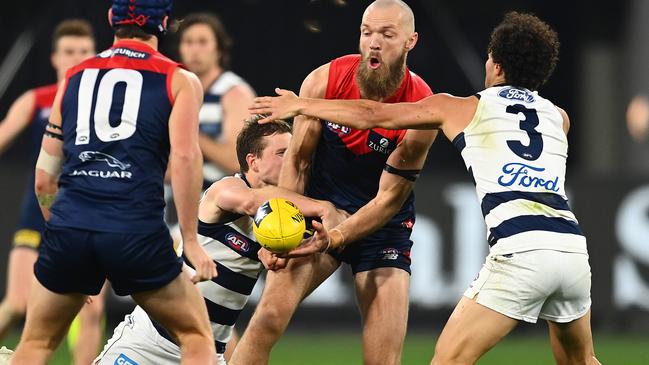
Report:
112,39,157,54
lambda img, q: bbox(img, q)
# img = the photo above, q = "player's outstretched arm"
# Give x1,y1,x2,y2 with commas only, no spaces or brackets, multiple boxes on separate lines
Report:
251,89,455,130
35,83,65,220
277,63,329,193
203,177,342,224
287,129,437,257
169,67,217,283
0,90,35,156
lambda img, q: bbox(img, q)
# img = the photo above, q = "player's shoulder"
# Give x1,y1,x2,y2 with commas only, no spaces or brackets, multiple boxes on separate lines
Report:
32,83,58,107
405,69,433,98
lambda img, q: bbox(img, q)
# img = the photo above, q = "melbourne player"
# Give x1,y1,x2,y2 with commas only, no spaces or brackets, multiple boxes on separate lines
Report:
0,19,107,365
251,12,601,365
231,1,437,364
10,1,218,364
94,118,345,365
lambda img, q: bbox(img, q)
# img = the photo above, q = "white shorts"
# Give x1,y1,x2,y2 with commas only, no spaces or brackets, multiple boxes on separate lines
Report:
94,306,226,365
464,249,591,323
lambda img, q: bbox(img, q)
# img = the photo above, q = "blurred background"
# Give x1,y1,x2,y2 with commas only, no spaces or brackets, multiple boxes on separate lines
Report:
1,0,648,364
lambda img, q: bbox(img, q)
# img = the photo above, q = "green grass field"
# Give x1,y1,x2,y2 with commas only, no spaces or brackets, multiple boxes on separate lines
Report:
3,331,649,364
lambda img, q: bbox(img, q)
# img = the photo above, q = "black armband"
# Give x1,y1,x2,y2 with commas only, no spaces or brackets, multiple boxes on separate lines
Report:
47,122,62,130
44,130,63,141
383,164,420,182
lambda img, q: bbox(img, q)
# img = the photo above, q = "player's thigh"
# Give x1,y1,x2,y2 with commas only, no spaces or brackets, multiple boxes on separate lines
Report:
432,296,518,364
132,271,212,341
80,282,108,321
20,278,87,348
261,253,340,309
354,267,410,326
547,310,597,364
4,247,38,308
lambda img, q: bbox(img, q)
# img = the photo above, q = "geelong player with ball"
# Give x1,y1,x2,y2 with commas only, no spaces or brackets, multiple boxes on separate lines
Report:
94,117,346,365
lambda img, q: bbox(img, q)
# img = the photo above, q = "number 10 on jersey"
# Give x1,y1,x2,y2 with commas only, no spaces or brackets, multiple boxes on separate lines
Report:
75,68,143,145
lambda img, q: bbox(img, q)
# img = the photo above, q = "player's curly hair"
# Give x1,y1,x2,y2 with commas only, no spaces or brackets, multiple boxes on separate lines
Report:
237,115,292,172
488,11,559,90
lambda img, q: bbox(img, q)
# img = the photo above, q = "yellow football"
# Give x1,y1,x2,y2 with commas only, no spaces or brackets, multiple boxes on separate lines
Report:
253,198,306,253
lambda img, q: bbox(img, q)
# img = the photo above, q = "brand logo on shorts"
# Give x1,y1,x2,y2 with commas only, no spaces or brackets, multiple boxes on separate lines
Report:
379,248,400,260
225,232,250,252
115,354,139,365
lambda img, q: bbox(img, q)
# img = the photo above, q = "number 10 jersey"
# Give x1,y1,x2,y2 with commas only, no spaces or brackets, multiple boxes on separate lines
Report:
453,85,587,255
50,40,181,233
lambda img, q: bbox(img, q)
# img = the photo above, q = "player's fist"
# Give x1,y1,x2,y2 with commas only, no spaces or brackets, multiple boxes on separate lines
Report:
183,238,217,283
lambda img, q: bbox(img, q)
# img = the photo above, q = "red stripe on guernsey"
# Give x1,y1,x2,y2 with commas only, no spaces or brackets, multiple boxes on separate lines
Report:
65,40,182,104
29,83,58,123
324,54,433,156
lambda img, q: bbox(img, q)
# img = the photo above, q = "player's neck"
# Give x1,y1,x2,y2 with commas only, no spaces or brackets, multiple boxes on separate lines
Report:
113,36,158,51
197,67,223,91
244,172,264,189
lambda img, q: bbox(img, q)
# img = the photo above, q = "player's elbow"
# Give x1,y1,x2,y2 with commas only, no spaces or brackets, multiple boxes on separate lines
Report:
34,170,57,195
171,145,203,166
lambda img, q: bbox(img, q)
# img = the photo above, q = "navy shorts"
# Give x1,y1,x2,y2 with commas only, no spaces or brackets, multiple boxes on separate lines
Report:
328,227,413,275
35,225,182,296
13,182,46,249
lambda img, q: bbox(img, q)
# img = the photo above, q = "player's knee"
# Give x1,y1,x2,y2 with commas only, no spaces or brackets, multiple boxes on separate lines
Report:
432,341,472,365
253,299,294,337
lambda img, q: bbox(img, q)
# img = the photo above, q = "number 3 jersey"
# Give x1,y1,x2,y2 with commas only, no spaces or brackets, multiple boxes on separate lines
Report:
455,85,587,255
50,40,180,233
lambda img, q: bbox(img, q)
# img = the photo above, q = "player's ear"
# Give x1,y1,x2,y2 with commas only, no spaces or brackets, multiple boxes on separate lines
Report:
405,32,418,52
107,8,114,27
162,15,169,31
246,153,258,172
494,62,505,78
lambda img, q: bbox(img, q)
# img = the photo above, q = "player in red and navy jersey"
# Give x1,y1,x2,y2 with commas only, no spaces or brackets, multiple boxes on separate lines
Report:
231,1,437,364
10,2,217,364
0,20,108,365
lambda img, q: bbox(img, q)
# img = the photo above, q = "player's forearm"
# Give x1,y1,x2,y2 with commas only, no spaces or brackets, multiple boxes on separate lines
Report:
250,186,328,218
297,98,384,130
330,183,412,248
171,147,203,239
198,133,239,173
278,152,309,193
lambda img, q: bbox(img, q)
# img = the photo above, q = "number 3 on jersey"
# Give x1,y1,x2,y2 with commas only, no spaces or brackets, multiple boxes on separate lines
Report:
75,68,142,145
505,103,543,161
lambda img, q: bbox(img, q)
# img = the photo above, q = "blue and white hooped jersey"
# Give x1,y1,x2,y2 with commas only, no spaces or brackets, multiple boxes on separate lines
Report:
454,85,587,255
199,71,251,183
180,174,263,351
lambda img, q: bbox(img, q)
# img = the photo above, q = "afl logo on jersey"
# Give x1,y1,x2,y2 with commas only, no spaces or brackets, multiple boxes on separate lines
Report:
225,232,250,252
326,122,351,135
498,87,535,103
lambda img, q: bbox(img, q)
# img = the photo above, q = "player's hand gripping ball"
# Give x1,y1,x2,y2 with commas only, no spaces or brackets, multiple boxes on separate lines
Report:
253,198,306,253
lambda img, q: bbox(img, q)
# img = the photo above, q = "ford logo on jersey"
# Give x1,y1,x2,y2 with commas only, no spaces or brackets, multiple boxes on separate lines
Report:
79,151,131,170
498,87,535,103
497,162,559,192
225,232,250,252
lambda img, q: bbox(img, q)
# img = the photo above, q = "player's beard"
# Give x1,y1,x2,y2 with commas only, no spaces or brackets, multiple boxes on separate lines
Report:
356,51,406,101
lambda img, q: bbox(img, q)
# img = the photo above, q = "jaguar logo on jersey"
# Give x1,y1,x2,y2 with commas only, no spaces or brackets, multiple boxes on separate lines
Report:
79,151,131,170
98,47,149,60
326,122,351,135
367,130,397,154
497,162,560,192
379,248,400,260
225,232,250,252
71,151,133,179
498,87,535,103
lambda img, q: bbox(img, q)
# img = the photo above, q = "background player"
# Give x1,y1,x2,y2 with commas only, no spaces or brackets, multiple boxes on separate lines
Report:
231,1,437,364
0,19,107,365
177,12,256,185
94,117,346,365
10,1,218,364
251,11,601,365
